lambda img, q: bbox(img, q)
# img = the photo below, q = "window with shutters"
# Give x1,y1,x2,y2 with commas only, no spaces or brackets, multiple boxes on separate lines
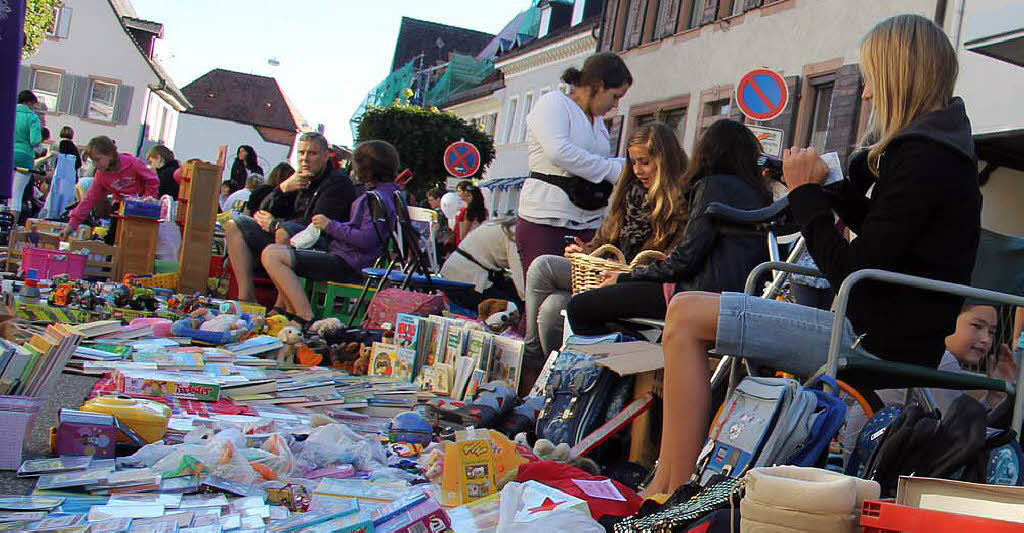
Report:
46,6,59,35
730,0,745,16
653,0,680,39
804,77,835,152
697,88,735,138
629,96,691,144
623,0,647,49
484,113,498,137
32,69,61,111
88,79,118,122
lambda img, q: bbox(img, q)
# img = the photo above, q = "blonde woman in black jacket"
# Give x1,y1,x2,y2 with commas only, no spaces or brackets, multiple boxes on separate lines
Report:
643,14,981,497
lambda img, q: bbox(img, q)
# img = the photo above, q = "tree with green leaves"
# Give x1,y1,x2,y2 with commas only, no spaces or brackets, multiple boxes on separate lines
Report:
23,0,58,58
356,104,495,197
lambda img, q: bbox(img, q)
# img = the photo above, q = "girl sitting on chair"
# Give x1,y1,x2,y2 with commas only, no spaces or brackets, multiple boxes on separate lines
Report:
262,140,402,329
524,122,688,363
564,118,772,338
644,14,981,497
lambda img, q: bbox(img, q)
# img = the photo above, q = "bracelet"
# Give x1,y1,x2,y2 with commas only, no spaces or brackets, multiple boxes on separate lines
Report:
269,219,280,234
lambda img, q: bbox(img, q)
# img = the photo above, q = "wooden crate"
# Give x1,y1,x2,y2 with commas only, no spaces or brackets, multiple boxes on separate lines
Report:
24,219,91,240
177,162,222,294
5,229,60,273
114,217,159,278
66,240,117,280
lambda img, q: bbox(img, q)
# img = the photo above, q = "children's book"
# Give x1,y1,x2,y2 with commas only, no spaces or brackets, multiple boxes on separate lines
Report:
393,315,420,383
466,330,491,372
427,316,447,366
369,342,397,378
487,336,525,392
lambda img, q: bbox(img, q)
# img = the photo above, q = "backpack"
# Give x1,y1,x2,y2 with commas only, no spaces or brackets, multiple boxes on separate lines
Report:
361,288,444,329
535,333,633,447
695,376,846,485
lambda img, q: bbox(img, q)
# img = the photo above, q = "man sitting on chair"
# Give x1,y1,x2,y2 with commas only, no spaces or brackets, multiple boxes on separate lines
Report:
224,132,356,303
262,140,402,329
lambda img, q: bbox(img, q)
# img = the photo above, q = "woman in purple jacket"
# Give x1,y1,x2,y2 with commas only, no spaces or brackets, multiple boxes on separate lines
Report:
262,140,401,328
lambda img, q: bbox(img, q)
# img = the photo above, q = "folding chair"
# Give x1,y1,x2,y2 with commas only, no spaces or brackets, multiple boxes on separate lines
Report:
389,190,474,294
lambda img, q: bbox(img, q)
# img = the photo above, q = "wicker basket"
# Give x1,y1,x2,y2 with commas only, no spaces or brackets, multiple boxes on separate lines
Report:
568,244,666,294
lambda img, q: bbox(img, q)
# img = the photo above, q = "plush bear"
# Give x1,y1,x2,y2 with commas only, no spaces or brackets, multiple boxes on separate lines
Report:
276,326,303,364
477,299,521,333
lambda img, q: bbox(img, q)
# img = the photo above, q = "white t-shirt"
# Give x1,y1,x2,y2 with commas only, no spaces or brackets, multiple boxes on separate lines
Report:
519,91,624,229
223,189,252,213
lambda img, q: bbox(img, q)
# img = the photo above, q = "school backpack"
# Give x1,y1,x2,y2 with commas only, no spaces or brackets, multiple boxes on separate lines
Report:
695,376,847,485
535,333,634,447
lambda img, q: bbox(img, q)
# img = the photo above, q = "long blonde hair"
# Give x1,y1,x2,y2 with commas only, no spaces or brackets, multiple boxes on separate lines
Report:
603,123,688,251
859,14,958,174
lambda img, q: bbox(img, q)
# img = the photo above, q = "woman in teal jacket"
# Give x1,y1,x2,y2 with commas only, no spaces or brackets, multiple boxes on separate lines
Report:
11,90,43,222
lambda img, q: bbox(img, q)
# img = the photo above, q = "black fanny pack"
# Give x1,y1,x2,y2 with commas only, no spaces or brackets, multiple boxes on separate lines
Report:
529,172,613,211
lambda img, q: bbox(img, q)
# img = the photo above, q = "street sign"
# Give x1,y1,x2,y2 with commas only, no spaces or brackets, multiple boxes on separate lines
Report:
443,141,481,178
747,125,785,157
736,69,789,121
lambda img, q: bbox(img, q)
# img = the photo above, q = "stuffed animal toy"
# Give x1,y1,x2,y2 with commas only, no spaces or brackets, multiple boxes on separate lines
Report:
351,344,372,375
265,314,289,337
276,326,303,364
477,299,521,333
170,309,253,344
309,317,342,337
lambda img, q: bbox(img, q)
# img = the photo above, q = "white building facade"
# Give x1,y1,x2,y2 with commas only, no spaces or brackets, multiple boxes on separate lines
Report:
16,0,188,155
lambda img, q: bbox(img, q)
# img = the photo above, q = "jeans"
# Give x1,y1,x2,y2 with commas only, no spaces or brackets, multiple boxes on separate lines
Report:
524,255,573,361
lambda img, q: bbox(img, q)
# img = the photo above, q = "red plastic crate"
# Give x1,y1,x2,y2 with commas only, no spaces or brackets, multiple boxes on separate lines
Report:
20,247,88,279
861,498,1024,532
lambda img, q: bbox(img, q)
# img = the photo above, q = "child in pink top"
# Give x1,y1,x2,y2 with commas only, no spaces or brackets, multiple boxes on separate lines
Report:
62,136,159,235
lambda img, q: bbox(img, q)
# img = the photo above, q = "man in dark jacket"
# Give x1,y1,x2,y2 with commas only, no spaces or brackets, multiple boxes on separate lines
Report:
224,132,356,302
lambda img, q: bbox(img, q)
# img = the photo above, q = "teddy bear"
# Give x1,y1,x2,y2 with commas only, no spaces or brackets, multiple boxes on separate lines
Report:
477,299,521,333
276,326,303,364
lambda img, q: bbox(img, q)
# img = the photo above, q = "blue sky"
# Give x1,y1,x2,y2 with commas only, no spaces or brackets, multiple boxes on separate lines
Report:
131,0,528,147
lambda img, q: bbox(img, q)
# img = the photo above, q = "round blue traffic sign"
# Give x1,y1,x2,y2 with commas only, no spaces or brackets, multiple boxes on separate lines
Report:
736,69,789,121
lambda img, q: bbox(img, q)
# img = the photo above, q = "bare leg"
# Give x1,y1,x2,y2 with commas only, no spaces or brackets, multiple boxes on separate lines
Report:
224,219,256,302
642,291,721,498
262,244,313,322
270,228,295,311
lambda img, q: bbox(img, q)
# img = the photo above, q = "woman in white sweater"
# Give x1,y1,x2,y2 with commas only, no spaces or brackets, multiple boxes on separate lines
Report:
516,52,632,274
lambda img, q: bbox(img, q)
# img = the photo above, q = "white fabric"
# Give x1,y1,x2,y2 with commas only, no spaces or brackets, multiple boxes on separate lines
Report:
289,223,321,250
8,171,31,212
223,189,251,213
520,91,624,229
440,221,525,298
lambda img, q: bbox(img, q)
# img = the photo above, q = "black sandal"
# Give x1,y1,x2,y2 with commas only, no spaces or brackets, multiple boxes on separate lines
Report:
272,308,313,333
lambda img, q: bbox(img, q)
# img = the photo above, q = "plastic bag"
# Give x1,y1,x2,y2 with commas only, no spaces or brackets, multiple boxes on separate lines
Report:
496,481,603,533
289,223,320,249
295,423,387,472
152,429,259,485
246,433,297,480
156,218,182,261
117,440,178,468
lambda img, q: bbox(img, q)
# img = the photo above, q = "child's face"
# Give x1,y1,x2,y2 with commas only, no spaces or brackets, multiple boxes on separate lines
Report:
946,305,997,365
221,184,231,196
628,143,658,189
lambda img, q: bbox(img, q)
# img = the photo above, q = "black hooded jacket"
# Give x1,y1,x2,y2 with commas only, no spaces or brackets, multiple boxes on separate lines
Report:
262,161,356,226
788,97,981,368
617,173,770,294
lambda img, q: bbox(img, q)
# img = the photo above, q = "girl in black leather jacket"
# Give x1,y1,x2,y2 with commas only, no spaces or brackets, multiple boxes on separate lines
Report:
565,119,772,336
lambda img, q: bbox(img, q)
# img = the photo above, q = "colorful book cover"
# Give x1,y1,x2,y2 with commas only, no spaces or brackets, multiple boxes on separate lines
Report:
369,342,397,378
428,316,447,366
487,336,525,392
114,370,221,402
466,330,490,371
444,327,465,365
394,314,420,383
440,439,497,506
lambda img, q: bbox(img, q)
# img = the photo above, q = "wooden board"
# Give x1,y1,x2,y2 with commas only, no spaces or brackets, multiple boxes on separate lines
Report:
67,240,117,280
114,217,158,278
177,162,222,294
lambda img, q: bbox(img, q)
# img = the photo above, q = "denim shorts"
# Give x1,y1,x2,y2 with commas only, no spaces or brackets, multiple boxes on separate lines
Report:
715,292,873,377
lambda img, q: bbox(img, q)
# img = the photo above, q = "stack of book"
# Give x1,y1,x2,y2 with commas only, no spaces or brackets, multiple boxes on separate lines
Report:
0,323,81,396
369,314,524,401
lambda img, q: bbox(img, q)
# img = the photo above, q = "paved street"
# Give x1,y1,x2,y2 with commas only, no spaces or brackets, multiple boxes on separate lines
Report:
0,374,99,494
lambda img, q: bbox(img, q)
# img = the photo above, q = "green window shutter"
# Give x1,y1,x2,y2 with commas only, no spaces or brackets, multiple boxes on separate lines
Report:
70,76,91,117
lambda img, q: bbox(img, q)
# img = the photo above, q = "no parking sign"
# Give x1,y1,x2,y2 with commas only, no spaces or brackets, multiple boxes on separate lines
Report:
736,69,789,121
443,140,481,178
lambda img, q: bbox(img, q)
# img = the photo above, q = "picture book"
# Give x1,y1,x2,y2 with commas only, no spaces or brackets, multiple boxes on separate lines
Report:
466,330,491,372
444,327,465,366
369,342,398,378
440,438,497,506
427,316,447,366
393,314,420,383
487,336,525,392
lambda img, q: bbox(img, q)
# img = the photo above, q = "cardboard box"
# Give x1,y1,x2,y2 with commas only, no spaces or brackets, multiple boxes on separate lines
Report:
897,476,1024,524
572,341,665,375
115,369,221,402
15,300,97,324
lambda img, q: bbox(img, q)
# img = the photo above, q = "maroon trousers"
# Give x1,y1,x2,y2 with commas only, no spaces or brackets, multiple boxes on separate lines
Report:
515,217,597,276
